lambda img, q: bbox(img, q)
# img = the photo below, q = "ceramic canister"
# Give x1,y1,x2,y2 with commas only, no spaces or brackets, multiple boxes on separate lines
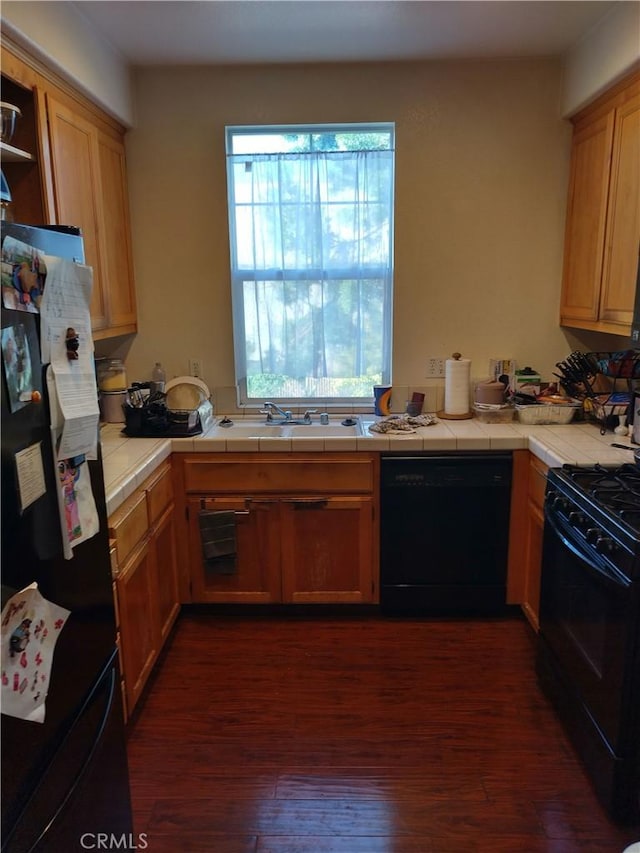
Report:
100,390,126,424
475,380,506,406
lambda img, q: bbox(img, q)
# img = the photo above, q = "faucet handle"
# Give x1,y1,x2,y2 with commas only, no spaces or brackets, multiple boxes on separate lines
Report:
303,409,318,424
259,408,273,421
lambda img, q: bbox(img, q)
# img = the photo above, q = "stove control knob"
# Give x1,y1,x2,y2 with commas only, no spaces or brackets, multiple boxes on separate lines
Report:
552,494,570,512
595,536,614,555
586,527,601,545
568,510,586,528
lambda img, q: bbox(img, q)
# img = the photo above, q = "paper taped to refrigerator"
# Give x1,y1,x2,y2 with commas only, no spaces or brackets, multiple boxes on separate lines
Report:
39,256,99,460
46,368,100,558
1,583,70,724
14,442,46,512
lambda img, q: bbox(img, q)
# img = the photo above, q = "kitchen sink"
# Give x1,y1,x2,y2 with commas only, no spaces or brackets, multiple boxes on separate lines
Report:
286,422,363,436
215,423,284,437
213,418,363,437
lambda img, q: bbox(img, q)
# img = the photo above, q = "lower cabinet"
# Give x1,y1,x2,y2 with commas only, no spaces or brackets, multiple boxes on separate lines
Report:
182,453,378,605
109,462,180,719
280,496,374,603
188,495,280,603
116,535,158,715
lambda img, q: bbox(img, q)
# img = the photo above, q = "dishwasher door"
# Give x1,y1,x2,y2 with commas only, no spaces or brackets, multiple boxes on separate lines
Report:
380,454,512,615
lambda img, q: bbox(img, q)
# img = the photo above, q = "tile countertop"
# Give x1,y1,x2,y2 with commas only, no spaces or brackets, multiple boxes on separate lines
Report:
100,416,638,518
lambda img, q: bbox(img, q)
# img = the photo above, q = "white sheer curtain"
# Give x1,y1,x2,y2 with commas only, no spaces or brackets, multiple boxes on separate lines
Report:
227,146,394,401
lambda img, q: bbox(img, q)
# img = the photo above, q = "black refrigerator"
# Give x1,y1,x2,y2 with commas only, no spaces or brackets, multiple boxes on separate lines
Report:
1,223,133,852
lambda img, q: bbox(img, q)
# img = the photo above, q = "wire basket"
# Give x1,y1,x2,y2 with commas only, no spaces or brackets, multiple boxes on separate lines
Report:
588,350,640,378
583,350,640,433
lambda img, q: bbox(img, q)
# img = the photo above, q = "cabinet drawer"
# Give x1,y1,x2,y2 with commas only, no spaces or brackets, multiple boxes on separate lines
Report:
183,453,374,494
529,455,549,511
145,462,173,524
108,489,148,566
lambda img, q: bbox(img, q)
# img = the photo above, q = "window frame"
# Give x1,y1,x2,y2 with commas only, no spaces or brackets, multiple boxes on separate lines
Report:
225,122,395,408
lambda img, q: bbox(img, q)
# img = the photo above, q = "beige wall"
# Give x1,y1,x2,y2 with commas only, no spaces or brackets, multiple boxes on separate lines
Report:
121,58,609,403
561,1,640,116
1,1,134,125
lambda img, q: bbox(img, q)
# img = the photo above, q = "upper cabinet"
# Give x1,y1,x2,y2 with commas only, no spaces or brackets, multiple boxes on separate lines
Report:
560,70,640,336
1,41,137,340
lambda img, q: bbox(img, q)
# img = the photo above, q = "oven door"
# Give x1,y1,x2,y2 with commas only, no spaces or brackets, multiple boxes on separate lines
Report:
539,505,637,754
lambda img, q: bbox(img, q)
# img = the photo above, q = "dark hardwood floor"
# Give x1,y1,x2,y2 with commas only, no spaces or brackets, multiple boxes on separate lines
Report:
126,611,640,852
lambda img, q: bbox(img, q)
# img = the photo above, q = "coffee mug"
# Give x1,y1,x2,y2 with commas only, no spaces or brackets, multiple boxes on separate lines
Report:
373,385,392,416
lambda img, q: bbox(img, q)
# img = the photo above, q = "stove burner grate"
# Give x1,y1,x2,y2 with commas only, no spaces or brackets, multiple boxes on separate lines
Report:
559,463,640,535
564,464,640,496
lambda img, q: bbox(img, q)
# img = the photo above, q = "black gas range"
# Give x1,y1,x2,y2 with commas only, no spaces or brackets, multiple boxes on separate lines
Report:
547,463,640,575
537,462,640,825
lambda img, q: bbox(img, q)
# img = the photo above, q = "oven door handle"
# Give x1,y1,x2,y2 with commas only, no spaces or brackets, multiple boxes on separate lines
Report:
544,506,631,591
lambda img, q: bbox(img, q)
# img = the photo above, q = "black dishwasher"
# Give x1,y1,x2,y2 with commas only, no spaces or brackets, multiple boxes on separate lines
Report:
380,454,512,615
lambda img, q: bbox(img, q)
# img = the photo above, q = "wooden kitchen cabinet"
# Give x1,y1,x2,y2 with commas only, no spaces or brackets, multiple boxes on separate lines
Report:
280,496,374,603
1,40,137,339
109,462,179,718
181,453,378,605
188,495,281,603
505,448,548,629
115,532,158,717
0,64,50,226
560,69,640,336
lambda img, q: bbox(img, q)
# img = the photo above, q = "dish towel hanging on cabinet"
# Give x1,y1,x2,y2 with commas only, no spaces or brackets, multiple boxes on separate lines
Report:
198,510,237,575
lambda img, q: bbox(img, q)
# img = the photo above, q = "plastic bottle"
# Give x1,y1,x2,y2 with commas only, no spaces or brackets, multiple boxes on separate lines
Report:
151,362,166,394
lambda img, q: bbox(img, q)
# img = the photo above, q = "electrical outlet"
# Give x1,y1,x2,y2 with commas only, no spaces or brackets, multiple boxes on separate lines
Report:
426,357,445,378
189,358,202,378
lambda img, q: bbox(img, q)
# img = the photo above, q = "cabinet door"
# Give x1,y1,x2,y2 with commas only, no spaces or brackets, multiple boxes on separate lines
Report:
280,496,374,604
46,93,108,330
45,93,137,338
560,111,614,326
95,130,137,335
116,537,158,715
599,94,640,328
152,504,180,644
188,497,281,603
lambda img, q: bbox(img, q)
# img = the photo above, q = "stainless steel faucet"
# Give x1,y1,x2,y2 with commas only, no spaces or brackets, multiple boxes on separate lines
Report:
261,402,292,422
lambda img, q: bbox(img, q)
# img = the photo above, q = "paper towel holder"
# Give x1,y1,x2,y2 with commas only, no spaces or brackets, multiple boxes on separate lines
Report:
437,352,473,420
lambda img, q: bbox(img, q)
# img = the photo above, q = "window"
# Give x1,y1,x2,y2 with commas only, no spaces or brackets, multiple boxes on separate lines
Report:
225,123,395,405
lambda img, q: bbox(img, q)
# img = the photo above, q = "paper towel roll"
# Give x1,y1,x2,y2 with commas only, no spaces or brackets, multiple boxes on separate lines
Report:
445,356,471,415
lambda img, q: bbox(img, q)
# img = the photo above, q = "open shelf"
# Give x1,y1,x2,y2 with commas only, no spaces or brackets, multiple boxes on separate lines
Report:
0,140,34,163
